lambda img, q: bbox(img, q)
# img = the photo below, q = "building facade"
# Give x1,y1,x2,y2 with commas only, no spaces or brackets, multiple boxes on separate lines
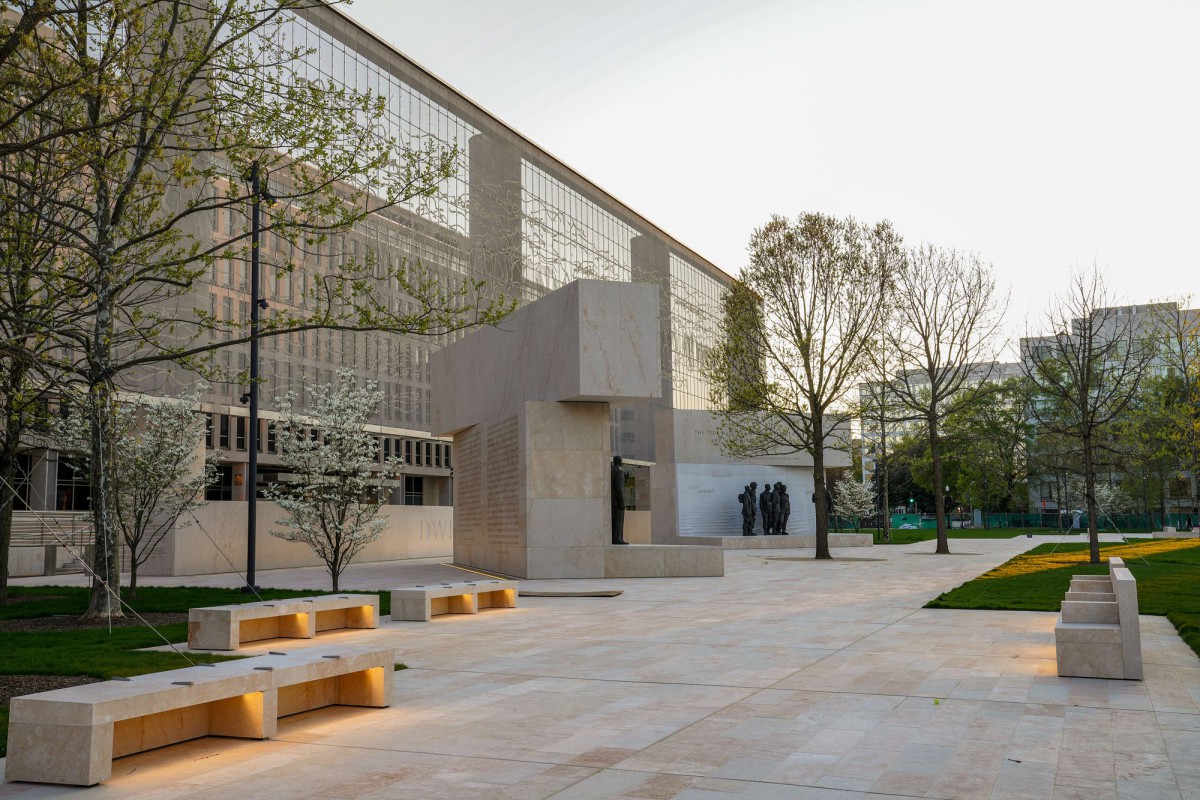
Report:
10,3,732,573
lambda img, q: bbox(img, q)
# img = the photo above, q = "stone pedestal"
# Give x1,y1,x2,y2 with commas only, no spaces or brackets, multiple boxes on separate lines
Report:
431,280,722,579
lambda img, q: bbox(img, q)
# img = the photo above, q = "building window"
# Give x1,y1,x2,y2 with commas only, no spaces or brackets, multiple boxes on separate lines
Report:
404,475,423,505
205,414,214,448
266,422,277,453
218,414,230,449
383,438,391,460
207,464,235,501
13,453,32,510
434,444,442,468
235,416,247,451
444,445,451,469
403,439,412,465
55,457,91,511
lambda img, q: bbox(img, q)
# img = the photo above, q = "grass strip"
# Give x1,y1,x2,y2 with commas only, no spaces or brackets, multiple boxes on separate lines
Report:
872,529,1051,545
1,584,393,619
926,539,1200,658
0,584,396,757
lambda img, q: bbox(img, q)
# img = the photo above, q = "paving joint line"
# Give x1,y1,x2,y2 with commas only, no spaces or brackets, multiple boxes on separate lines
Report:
265,735,941,800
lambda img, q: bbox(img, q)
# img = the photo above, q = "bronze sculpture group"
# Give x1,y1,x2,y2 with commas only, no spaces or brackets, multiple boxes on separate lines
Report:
737,481,790,535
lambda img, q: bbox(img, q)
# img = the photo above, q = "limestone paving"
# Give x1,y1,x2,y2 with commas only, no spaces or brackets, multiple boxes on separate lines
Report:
4,537,1200,799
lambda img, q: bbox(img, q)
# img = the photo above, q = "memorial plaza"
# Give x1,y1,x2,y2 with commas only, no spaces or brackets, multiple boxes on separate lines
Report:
5,537,1198,799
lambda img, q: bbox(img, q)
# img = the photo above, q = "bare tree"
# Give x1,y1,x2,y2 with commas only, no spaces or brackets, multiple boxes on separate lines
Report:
1023,270,1157,563
705,213,901,559
860,337,909,542
882,245,1007,554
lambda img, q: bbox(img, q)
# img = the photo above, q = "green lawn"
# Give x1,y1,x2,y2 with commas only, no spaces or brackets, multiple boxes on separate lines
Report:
857,529,1061,545
926,539,1200,658
0,585,396,757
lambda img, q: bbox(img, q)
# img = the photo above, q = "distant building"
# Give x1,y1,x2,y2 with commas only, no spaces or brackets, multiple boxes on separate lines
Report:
857,361,1023,488
1021,302,1199,516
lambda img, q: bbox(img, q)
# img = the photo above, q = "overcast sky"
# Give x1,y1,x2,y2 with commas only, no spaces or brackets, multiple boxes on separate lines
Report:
346,0,1199,354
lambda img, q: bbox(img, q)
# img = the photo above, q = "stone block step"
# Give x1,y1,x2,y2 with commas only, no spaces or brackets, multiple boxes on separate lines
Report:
1064,590,1116,602
1070,577,1112,589
1061,600,1120,624
1054,620,1122,644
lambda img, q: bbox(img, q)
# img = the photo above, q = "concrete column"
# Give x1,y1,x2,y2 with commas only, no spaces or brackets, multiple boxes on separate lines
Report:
468,133,523,298
27,448,56,511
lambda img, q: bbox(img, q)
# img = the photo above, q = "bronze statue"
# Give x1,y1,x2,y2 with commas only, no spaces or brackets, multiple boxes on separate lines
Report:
611,455,628,545
759,483,776,535
777,483,790,535
738,484,756,535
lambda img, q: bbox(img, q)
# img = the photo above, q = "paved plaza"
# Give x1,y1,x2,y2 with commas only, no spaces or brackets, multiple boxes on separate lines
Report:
3,538,1199,799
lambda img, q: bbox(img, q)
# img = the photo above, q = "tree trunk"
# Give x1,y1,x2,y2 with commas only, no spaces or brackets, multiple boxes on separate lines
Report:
929,415,950,554
84,378,123,619
0,362,28,599
881,456,890,542
1081,435,1100,564
812,409,830,560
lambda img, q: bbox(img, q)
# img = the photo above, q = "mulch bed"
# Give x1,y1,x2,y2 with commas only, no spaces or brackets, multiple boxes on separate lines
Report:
1,674,102,705
0,612,187,634
0,610,192,707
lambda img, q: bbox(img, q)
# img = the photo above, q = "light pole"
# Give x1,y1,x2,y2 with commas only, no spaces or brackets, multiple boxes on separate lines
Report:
241,163,272,593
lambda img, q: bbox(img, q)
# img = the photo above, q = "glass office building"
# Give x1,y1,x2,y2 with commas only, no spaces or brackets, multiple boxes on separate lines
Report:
196,4,731,491
29,3,731,514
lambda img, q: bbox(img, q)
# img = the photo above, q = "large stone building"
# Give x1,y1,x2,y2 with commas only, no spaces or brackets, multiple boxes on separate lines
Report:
9,3,735,575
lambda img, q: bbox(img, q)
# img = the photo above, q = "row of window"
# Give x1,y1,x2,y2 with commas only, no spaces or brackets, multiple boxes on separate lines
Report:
379,437,451,469
203,413,450,468
205,465,428,505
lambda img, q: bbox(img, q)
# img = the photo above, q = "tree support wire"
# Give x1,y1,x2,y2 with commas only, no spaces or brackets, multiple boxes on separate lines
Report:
0,473,211,665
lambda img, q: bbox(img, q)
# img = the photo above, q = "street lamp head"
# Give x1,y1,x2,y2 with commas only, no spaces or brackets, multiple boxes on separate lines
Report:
239,393,250,405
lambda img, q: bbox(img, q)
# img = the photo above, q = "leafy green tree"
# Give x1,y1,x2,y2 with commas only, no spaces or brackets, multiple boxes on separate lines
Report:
941,377,1032,517
706,213,901,559
1112,375,1180,528
1,0,511,618
0,106,84,597
1153,302,1200,513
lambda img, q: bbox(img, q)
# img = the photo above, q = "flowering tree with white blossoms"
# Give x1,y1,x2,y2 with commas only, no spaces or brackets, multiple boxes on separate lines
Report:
833,475,875,531
56,391,218,598
266,371,402,591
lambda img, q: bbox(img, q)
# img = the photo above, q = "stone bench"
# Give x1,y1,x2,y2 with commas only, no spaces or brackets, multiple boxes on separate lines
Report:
1153,527,1200,539
4,645,393,786
390,580,518,622
188,594,379,651
1055,557,1142,680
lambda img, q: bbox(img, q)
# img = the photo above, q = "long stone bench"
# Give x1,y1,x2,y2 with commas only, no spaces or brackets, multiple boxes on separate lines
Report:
390,579,518,622
188,593,379,650
4,644,393,786
1152,527,1200,539
1055,557,1142,680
